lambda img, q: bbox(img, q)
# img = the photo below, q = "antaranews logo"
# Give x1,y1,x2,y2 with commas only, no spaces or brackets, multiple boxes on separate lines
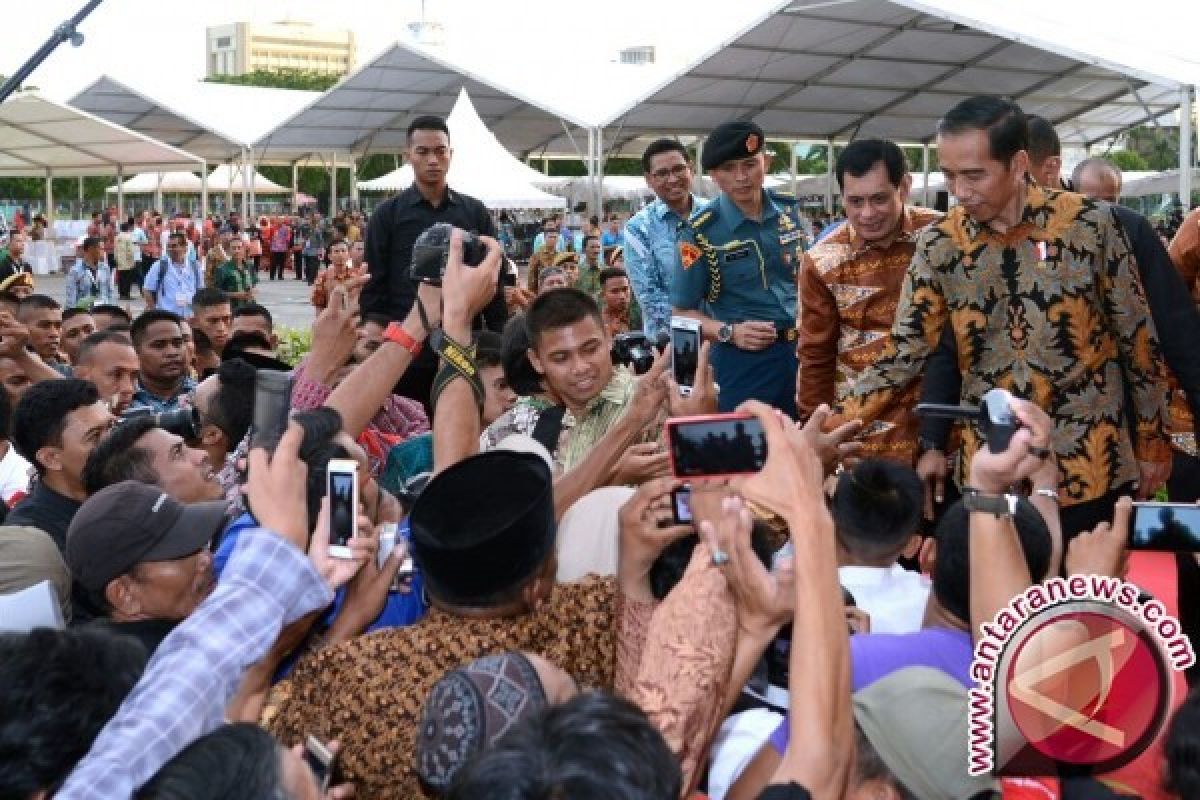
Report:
968,575,1195,777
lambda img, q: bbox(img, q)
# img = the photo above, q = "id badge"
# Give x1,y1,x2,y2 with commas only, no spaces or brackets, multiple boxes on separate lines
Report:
174,292,189,308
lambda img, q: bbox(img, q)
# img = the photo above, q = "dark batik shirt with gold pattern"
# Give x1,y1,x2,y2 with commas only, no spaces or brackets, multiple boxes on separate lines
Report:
268,576,617,799
843,185,1171,505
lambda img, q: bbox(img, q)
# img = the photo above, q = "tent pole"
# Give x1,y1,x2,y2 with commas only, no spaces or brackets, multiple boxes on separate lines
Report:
78,175,84,216
350,157,359,210
330,152,338,214
585,128,595,221
240,150,250,221
249,155,257,220
594,127,605,219
292,161,300,210
825,139,834,214
45,168,54,227
922,142,931,207
790,140,798,197
155,172,163,214
1181,86,1194,207
201,162,209,219
116,166,125,221
695,136,705,178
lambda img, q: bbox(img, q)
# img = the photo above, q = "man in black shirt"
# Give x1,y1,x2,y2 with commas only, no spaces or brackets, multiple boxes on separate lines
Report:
361,114,507,411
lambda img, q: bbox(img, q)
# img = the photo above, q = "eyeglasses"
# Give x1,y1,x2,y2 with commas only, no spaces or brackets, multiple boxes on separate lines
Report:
649,164,690,181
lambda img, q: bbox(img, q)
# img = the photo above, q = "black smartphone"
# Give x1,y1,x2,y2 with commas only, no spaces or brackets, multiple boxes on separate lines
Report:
666,413,768,478
671,485,692,524
669,317,701,395
1130,502,1200,552
303,735,335,793
250,369,292,448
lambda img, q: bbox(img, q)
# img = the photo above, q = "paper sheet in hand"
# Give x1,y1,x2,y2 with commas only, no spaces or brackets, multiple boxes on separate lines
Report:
0,580,65,632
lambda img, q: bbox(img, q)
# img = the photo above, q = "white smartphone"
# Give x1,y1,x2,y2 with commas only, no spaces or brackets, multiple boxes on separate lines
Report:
669,316,702,396
303,734,335,793
326,458,359,560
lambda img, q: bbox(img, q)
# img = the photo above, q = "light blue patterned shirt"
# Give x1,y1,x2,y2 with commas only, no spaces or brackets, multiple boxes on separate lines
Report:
143,256,204,317
623,194,697,338
64,260,114,309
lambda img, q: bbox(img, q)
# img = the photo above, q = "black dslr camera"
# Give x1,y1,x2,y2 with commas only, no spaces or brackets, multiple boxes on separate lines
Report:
119,406,202,441
410,222,489,286
611,332,667,376
915,388,1020,453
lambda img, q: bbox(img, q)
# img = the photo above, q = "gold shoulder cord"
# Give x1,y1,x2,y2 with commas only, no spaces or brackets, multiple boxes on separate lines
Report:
694,229,722,305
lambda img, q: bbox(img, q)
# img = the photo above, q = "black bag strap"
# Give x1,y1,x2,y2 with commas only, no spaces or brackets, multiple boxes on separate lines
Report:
531,405,567,456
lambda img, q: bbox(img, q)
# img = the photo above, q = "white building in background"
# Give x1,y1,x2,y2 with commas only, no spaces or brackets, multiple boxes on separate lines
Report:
205,20,356,78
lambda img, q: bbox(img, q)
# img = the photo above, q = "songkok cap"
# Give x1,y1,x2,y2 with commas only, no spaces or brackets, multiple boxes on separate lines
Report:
852,666,999,800
553,252,579,267
409,450,555,605
416,651,548,792
65,481,226,592
702,120,766,171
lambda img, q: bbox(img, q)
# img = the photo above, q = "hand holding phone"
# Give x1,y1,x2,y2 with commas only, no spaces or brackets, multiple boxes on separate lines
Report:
1130,501,1200,552
669,317,702,396
666,413,768,478
326,458,359,560
303,735,337,793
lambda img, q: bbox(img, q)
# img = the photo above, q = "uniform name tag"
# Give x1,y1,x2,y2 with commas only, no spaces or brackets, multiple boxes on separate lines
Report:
723,246,752,263
780,231,803,245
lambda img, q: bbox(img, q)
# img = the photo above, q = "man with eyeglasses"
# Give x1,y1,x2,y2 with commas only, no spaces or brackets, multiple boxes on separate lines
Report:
672,121,806,416
526,219,562,291
143,232,204,318
625,139,699,339
361,114,506,412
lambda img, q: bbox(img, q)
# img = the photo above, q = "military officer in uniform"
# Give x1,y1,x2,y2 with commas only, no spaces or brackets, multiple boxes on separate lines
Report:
671,120,805,417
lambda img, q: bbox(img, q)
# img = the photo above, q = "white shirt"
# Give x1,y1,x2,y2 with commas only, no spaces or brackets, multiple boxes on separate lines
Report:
0,444,32,506
838,563,931,634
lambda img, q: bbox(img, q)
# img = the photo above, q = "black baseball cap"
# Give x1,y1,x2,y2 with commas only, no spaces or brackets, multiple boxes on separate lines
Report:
65,481,227,592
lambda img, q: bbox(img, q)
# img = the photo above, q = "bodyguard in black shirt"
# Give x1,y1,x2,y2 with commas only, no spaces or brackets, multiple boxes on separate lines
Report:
361,115,507,411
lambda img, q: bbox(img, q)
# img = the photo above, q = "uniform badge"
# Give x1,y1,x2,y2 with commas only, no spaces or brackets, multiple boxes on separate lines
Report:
679,242,701,270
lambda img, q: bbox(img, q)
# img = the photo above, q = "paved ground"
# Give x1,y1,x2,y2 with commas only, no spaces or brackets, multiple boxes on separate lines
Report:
32,270,318,331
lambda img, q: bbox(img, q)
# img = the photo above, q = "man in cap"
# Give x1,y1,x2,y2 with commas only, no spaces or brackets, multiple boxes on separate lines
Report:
65,479,226,653
672,120,806,416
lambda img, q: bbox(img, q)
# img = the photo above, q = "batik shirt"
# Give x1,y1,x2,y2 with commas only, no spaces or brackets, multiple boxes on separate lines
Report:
624,195,698,338
843,185,1170,505
798,206,942,463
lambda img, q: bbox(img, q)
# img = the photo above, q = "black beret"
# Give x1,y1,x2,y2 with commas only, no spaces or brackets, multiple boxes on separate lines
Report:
409,450,555,606
702,120,766,171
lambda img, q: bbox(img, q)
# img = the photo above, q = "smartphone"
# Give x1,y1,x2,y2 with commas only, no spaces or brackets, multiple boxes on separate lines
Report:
303,735,335,793
671,484,692,524
665,413,768,478
669,316,702,396
250,369,292,448
378,523,416,590
1130,502,1200,552
327,458,359,560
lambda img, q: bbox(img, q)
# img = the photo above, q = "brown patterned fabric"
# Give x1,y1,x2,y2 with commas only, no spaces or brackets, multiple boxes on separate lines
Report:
842,185,1171,505
268,577,617,798
799,206,943,463
1168,209,1200,456
525,246,559,292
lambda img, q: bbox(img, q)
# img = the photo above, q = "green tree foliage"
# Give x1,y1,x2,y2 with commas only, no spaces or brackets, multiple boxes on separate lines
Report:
1122,126,1180,171
205,69,340,92
1107,150,1149,172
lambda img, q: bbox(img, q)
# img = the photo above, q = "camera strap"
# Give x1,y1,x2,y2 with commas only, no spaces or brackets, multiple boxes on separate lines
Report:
430,331,485,416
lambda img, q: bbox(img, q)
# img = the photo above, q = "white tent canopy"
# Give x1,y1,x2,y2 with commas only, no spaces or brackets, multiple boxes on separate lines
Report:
356,89,565,210
256,41,591,161
0,93,204,177
1120,168,1200,198
205,164,290,194
105,171,204,194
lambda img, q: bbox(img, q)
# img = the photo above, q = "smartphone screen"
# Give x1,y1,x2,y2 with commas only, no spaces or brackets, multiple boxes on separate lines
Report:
670,320,701,390
303,735,333,792
328,468,357,549
671,485,692,524
667,413,768,477
1131,503,1200,552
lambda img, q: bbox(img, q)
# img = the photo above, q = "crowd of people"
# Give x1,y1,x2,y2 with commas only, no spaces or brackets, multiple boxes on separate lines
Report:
0,99,1199,800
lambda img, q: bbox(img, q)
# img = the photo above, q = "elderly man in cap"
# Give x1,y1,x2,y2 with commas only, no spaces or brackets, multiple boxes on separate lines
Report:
65,480,227,652
672,120,806,416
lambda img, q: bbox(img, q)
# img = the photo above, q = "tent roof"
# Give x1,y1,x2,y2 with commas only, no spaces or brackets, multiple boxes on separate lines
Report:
600,0,1190,149
0,93,204,177
206,164,291,194
355,89,565,210
1120,168,1200,198
105,171,204,193
254,41,592,160
69,76,323,164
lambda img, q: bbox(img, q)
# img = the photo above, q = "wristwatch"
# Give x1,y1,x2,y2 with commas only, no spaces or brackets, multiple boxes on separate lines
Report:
717,323,734,344
383,321,423,356
962,487,1018,518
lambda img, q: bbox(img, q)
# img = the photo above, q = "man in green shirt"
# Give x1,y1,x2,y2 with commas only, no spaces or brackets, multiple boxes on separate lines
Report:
213,238,257,310
573,235,606,301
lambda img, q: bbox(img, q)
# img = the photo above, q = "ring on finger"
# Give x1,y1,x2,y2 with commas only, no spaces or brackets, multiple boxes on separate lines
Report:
711,548,730,567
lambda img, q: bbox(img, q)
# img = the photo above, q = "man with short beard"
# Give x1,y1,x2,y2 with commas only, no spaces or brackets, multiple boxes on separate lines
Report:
129,310,194,412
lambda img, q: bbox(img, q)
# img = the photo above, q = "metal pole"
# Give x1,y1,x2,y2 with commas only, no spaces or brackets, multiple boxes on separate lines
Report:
240,150,249,220
350,158,359,210
45,169,54,226
594,127,605,218
922,142,931,207
116,166,124,220
292,161,300,210
1181,86,1194,207
0,0,105,104
695,136,705,178
224,162,233,215
329,152,338,214
824,139,834,213
790,140,799,197
200,163,209,219
154,172,163,213
78,175,83,214
248,155,257,220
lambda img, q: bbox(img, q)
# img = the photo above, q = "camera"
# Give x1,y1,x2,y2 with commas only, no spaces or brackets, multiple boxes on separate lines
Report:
410,222,489,285
611,331,667,375
120,406,202,440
